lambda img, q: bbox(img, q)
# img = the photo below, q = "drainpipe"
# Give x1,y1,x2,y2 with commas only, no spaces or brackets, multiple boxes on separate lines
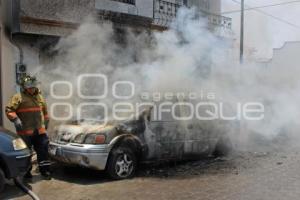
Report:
8,0,25,86
0,30,24,126
10,34,24,64
8,32,25,93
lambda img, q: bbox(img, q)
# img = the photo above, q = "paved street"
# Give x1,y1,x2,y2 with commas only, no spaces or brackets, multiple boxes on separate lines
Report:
2,144,300,200
1,0,300,200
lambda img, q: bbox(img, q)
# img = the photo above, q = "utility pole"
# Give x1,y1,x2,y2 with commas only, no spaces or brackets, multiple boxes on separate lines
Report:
240,0,245,64
239,0,245,144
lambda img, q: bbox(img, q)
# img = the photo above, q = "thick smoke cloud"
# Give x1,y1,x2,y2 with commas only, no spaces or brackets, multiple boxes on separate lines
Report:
32,7,300,150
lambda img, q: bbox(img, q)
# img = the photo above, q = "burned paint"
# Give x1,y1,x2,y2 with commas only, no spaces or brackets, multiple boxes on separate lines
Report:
50,108,230,169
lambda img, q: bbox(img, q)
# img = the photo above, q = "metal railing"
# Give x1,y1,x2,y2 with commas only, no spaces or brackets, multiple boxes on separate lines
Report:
154,0,182,27
203,11,232,30
153,0,232,30
110,0,136,5
98,10,153,28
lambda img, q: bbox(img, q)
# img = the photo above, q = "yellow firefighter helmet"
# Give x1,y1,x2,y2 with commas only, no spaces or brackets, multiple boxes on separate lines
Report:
20,75,39,89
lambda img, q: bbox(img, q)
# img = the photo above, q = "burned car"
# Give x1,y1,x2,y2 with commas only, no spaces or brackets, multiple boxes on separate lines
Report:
49,107,232,179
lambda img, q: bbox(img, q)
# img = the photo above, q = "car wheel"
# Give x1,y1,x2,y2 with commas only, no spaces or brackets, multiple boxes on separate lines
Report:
106,146,137,180
213,135,233,157
0,168,5,193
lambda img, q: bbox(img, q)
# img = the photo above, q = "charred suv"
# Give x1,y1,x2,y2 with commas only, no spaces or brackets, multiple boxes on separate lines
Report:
49,108,232,179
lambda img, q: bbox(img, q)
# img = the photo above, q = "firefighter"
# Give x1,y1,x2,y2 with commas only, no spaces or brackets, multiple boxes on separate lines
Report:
5,75,51,179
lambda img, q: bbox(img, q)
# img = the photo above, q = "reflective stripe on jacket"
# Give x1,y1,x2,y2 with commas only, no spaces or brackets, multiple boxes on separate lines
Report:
5,91,49,135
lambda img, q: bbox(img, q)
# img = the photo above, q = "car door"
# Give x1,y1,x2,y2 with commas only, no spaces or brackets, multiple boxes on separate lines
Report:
179,101,212,157
145,103,186,161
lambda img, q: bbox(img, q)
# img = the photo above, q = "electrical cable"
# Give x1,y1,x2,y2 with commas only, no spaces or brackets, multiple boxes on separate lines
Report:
230,0,300,30
222,0,300,14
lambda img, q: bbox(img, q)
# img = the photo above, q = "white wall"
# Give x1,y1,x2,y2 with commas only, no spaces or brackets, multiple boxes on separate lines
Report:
1,40,16,131
0,0,43,131
0,3,18,131
1,39,41,131
263,42,300,69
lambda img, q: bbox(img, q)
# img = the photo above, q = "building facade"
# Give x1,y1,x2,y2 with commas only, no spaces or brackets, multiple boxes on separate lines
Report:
153,0,231,34
187,0,221,14
0,0,231,130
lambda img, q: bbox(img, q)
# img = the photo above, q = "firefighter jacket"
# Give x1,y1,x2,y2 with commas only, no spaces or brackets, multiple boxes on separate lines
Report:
5,91,49,135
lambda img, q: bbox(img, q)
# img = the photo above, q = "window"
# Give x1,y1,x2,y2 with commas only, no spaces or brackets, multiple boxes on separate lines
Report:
111,0,135,5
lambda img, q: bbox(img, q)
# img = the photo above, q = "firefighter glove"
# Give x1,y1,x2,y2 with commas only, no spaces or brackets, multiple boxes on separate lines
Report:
13,118,23,131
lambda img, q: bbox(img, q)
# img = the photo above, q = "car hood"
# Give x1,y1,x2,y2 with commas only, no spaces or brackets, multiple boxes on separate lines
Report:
51,109,151,144
51,124,116,144
0,126,19,140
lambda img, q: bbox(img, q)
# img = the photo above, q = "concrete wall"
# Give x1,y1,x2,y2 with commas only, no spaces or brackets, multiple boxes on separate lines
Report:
21,0,153,21
262,42,300,69
0,1,19,131
188,0,221,14
0,37,48,131
95,0,154,18
18,0,95,36
17,0,153,36
0,0,43,131
20,0,95,23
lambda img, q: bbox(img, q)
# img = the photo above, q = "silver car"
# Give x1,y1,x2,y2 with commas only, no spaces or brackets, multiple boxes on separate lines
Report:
49,107,232,179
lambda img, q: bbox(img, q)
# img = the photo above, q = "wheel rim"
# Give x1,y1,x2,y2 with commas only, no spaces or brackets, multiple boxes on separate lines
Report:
115,153,134,178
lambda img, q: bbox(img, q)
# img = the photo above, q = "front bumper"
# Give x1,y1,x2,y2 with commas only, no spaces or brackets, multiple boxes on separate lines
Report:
49,142,110,170
1,149,31,179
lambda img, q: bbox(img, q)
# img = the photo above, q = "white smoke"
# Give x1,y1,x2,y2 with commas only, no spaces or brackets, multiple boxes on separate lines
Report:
32,7,300,150
34,7,224,116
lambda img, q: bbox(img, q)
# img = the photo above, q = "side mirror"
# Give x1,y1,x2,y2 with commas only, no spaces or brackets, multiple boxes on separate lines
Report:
139,106,153,122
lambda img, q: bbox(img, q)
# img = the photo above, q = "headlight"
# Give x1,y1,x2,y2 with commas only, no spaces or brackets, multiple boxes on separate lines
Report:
12,138,27,151
73,133,85,144
84,134,106,144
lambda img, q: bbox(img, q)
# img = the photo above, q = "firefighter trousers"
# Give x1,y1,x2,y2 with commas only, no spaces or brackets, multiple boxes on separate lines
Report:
21,130,51,174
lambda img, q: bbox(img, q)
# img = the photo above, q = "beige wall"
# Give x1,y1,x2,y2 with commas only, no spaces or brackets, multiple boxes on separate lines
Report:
263,42,300,69
1,38,16,131
0,37,42,131
1,2,19,131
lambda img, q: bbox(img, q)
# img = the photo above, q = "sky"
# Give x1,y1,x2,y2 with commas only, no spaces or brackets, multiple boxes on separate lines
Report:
221,0,300,60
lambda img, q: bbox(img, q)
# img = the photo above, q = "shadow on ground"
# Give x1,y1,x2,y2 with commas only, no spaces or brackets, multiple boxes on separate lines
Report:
1,147,277,200
0,156,235,199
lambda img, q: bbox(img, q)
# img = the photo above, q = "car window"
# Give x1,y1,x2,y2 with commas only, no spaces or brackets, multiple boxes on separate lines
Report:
150,101,180,122
177,101,194,120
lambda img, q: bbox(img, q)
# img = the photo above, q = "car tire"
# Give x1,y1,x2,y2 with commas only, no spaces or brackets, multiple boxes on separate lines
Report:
106,146,137,180
0,168,5,193
213,135,233,157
